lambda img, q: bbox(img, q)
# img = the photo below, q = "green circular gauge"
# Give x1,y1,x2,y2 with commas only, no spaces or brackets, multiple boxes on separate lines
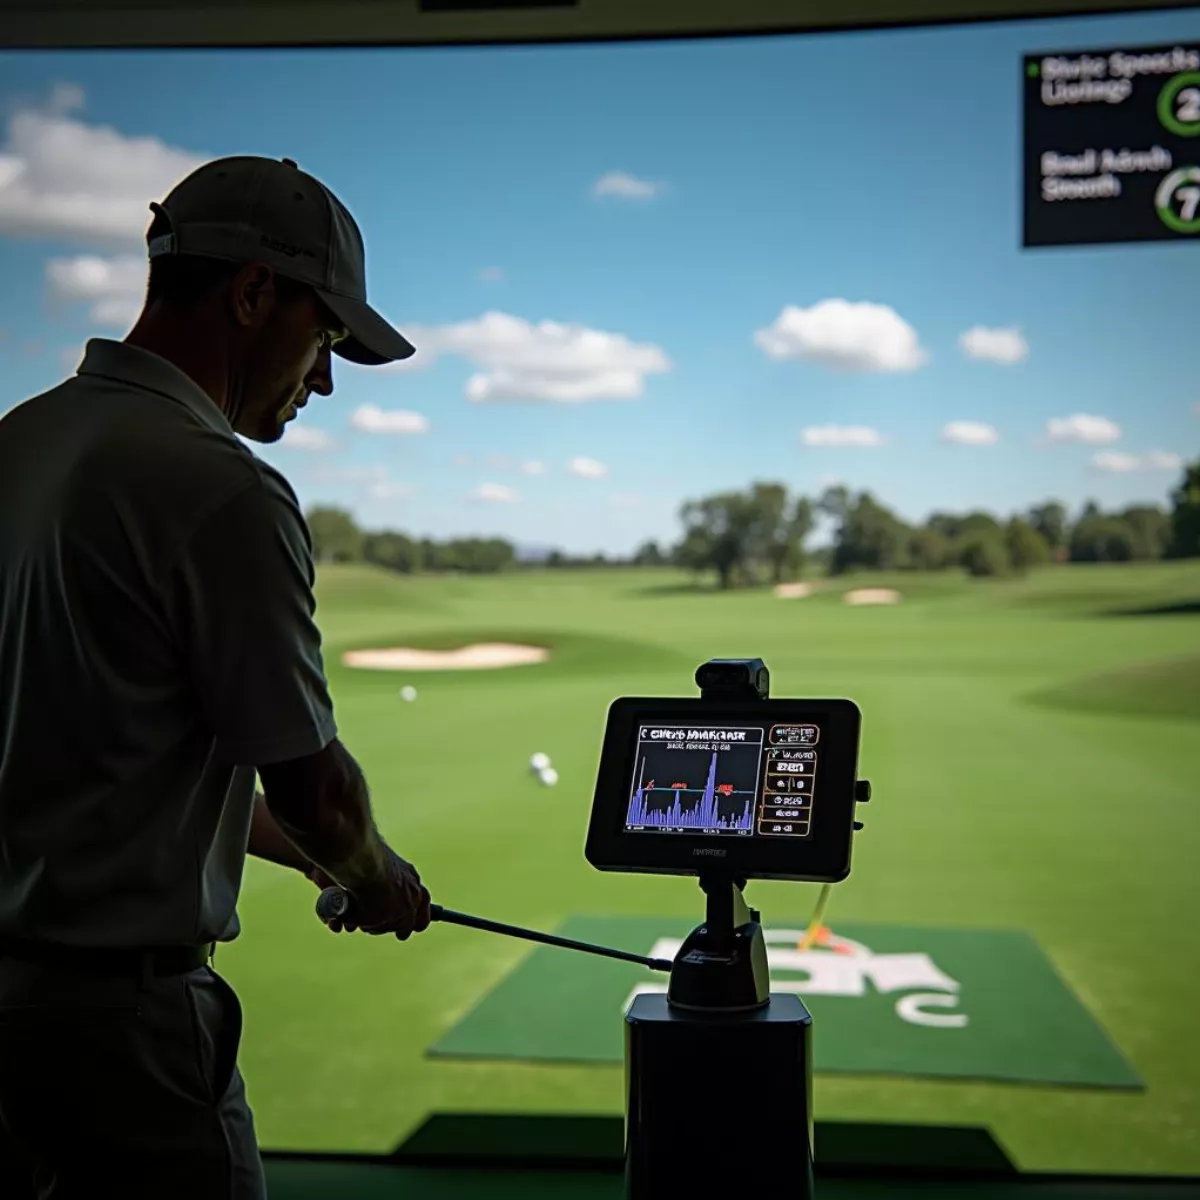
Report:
1157,72,1200,137
1155,165,1200,233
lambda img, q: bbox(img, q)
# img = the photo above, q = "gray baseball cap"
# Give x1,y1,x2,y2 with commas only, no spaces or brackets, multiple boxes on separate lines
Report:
147,155,415,365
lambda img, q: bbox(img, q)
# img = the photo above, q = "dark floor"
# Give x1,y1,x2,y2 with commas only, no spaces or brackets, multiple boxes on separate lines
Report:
261,1161,1200,1200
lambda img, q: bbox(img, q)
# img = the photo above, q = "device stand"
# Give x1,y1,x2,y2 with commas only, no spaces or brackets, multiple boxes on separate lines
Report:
624,872,814,1199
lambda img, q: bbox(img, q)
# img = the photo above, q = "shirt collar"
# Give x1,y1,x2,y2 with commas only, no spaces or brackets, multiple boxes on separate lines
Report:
77,338,235,438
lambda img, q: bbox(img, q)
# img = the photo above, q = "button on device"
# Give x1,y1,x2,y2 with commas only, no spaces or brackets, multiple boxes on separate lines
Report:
855,779,872,803
281,157,298,168
853,821,864,831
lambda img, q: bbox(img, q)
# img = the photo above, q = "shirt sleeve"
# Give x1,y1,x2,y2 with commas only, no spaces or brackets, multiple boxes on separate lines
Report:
166,473,338,767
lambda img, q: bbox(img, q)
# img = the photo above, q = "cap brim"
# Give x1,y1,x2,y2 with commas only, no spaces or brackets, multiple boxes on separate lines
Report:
318,289,416,366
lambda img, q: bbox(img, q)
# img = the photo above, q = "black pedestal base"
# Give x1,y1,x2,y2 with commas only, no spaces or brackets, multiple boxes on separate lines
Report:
624,992,814,1200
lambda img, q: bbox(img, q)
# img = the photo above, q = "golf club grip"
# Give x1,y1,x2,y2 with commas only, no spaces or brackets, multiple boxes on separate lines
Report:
314,886,443,925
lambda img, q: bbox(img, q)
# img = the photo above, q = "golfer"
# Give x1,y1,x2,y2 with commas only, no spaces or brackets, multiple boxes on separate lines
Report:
0,156,432,1198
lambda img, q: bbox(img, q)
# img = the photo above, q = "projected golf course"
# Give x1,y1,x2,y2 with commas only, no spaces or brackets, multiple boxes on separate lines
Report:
216,559,1200,1176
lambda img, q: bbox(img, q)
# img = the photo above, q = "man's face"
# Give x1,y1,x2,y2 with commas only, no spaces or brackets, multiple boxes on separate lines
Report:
234,274,349,443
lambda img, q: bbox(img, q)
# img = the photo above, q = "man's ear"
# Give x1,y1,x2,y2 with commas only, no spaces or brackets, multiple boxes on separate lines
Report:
230,261,278,331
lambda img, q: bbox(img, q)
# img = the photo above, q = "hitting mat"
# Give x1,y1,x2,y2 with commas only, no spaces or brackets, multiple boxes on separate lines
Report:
428,916,1142,1089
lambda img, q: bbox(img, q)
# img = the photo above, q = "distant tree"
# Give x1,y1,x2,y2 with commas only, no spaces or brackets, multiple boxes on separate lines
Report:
924,510,1004,567
830,491,911,574
677,491,759,588
907,528,953,571
306,506,364,564
817,484,851,524
745,482,788,585
1119,505,1170,561
672,526,714,580
1166,459,1200,559
437,537,515,573
1069,515,1136,563
633,540,667,566
961,535,1010,578
745,483,815,583
1005,518,1051,573
363,530,420,574
781,496,816,581
419,538,448,571
1028,501,1069,560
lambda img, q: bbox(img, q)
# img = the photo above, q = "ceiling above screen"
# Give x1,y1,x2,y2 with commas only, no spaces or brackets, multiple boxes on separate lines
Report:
0,0,1194,49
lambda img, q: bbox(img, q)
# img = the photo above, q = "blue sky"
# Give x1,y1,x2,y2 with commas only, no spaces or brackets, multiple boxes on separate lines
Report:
1,9,1198,554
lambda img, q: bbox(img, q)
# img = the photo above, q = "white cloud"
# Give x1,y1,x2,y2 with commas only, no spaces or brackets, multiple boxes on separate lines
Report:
478,266,504,282
1046,414,1121,444
941,420,1000,445
592,171,662,199
800,425,885,448
755,299,927,373
47,83,86,115
452,453,473,468
569,456,609,478
376,311,671,403
1093,449,1184,473
1091,451,1140,473
305,463,413,499
959,325,1029,364
485,452,511,469
45,254,145,326
368,481,415,500
472,482,517,503
349,404,430,434
281,426,336,451
60,343,85,371
521,460,546,475
0,86,206,246
309,465,388,484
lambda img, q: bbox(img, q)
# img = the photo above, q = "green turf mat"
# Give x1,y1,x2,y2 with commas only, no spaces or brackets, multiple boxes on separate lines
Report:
427,917,1141,1089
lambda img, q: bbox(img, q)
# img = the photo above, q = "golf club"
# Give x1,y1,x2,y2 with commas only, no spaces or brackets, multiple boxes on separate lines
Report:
316,886,674,973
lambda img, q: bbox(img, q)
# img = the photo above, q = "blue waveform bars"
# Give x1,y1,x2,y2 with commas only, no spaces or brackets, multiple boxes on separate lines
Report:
627,751,753,832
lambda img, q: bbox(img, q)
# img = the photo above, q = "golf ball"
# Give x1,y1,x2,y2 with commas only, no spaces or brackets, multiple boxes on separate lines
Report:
529,752,551,772
399,685,417,702
539,766,559,787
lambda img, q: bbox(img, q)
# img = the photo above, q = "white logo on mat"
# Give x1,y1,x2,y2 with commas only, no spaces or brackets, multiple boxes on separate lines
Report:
624,927,967,1029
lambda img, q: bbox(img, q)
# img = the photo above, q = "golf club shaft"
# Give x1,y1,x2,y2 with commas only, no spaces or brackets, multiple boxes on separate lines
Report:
316,887,672,973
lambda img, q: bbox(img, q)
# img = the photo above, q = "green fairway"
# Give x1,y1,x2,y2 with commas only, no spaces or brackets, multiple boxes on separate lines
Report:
217,560,1200,1176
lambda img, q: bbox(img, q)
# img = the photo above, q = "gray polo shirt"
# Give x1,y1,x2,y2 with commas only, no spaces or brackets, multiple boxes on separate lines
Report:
0,339,337,950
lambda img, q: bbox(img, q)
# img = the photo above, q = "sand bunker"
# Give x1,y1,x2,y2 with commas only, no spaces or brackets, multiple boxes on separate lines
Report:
843,588,902,606
342,643,549,671
773,582,813,599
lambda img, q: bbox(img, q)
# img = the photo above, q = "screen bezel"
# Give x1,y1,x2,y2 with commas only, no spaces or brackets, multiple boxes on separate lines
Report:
585,696,862,883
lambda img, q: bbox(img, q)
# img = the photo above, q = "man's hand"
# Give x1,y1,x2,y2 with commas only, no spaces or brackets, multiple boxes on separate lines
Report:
305,863,337,891
316,848,432,941
304,863,348,931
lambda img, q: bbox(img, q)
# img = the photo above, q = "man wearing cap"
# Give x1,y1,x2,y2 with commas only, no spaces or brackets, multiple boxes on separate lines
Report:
0,156,431,1198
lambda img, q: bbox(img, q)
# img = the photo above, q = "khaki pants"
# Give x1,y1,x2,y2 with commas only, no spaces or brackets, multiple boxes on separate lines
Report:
0,953,266,1199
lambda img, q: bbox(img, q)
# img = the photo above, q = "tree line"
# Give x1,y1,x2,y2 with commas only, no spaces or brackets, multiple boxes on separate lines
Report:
304,458,1200,584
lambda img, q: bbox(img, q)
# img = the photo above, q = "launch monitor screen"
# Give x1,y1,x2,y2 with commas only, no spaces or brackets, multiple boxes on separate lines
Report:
625,721,820,839
587,698,861,882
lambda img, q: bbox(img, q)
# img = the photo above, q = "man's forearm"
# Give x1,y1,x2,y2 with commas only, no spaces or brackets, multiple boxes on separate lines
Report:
257,741,390,891
248,791,312,873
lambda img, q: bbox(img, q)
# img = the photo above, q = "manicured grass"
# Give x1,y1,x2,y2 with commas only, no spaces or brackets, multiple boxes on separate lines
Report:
218,559,1200,1176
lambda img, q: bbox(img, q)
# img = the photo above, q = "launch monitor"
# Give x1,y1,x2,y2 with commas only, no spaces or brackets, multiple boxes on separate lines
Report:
586,666,865,883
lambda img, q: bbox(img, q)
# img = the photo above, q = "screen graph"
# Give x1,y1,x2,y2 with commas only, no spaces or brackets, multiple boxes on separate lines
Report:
624,725,765,835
